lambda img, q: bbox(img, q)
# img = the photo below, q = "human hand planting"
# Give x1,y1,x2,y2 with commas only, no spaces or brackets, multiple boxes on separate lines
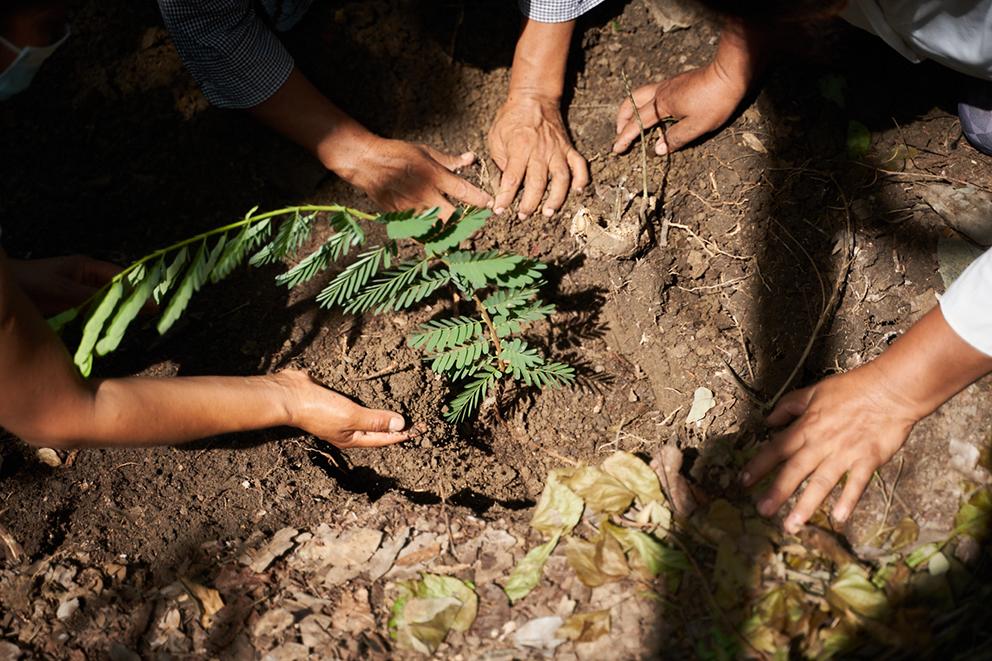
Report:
613,64,747,156
340,137,491,221
488,94,589,219
8,254,122,315
742,308,992,534
740,364,920,534
277,369,415,448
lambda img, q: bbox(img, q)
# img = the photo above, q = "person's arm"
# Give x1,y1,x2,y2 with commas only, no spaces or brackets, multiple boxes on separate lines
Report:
488,18,589,219
249,69,491,218
0,250,412,449
742,304,992,534
613,18,771,155
157,0,490,218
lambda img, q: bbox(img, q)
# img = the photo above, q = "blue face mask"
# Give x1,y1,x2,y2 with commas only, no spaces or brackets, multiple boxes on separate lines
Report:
0,25,70,101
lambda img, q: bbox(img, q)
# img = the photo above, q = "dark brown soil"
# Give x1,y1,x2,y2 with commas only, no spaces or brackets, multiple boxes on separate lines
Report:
2,0,991,657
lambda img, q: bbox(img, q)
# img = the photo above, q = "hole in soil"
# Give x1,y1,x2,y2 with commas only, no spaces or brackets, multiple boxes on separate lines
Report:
307,452,534,516
39,501,78,557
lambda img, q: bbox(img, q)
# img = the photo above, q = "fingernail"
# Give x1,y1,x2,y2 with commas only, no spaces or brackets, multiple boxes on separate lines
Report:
739,471,751,486
833,506,849,523
389,416,405,432
518,212,528,220
493,207,505,215
757,499,774,517
784,515,802,534
655,142,668,156
611,143,621,153
542,207,554,218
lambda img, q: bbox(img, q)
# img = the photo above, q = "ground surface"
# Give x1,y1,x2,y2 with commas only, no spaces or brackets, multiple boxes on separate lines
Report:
1,0,991,658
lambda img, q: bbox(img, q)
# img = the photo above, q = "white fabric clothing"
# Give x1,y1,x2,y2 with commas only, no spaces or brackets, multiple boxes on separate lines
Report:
841,0,992,81
941,247,992,356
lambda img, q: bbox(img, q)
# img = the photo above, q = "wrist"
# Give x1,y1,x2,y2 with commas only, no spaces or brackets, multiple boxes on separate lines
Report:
316,124,379,182
270,370,309,429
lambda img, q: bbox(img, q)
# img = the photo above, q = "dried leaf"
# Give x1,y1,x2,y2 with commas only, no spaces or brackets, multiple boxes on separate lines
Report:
954,488,991,540
632,500,672,538
601,451,665,505
565,531,629,587
561,465,635,514
651,445,698,516
700,499,744,543
685,387,716,425
741,132,767,154
513,616,565,653
179,578,225,628
827,564,890,619
241,527,297,573
887,516,919,550
558,610,611,642
391,573,478,654
504,534,559,604
531,471,584,537
607,523,686,578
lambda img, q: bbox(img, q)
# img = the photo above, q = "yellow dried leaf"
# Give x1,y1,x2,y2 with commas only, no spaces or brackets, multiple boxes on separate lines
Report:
179,578,225,629
601,451,665,505
561,465,635,514
565,532,629,587
827,564,890,620
531,471,584,537
558,610,611,642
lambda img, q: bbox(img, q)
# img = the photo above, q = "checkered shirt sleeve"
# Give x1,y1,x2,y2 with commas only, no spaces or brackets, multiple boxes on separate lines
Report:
158,0,295,109
519,0,609,22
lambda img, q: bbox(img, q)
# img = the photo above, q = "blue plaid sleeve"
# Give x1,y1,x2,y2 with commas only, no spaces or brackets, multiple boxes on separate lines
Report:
158,0,295,109
519,0,609,22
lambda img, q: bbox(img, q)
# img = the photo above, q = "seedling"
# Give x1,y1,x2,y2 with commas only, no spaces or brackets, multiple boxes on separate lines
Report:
51,204,575,422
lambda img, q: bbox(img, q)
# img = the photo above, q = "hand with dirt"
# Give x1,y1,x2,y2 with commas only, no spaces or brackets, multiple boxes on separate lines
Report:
613,19,768,156
489,95,589,219
490,18,588,219
278,369,415,448
741,308,992,534
7,255,121,315
339,136,492,220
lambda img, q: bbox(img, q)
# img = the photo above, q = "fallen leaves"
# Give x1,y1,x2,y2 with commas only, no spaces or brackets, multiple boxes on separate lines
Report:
827,564,890,620
390,573,478,654
685,387,716,425
241,527,297,573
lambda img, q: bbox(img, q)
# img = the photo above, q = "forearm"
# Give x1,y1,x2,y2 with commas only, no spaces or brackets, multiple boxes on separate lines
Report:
247,67,375,180
71,374,293,448
507,19,574,101
711,18,773,95
871,307,992,418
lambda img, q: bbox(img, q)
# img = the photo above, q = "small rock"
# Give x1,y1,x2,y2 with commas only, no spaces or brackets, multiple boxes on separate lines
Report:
56,597,80,621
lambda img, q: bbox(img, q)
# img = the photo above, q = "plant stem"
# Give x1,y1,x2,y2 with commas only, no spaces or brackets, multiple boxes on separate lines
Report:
474,294,506,371
56,204,374,322
621,70,649,215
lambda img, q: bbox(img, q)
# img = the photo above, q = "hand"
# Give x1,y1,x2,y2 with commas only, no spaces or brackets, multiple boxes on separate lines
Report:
8,255,121,315
278,369,415,448
740,363,923,534
613,62,748,156
488,95,589,219
338,137,492,219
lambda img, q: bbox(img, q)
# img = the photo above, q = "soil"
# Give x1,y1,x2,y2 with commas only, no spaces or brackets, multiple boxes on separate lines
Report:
2,0,991,658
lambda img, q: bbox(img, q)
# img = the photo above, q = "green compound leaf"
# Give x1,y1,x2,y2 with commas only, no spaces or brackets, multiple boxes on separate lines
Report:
276,241,336,289
483,284,543,316
315,246,388,309
153,246,189,305
157,238,217,336
95,259,163,356
520,361,576,388
73,280,124,375
446,251,524,291
385,207,440,240
345,259,429,314
409,316,483,353
428,338,491,374
47,306,79,333
495,259,546,289
504,533,560,604
424,207,490,256
210,225,251,284
249,210,314,266
379,270,451,312
445,367,499,423
500,338,545,380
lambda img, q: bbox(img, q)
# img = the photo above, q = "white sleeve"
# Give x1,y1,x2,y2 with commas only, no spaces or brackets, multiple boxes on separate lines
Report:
940,247,992,356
